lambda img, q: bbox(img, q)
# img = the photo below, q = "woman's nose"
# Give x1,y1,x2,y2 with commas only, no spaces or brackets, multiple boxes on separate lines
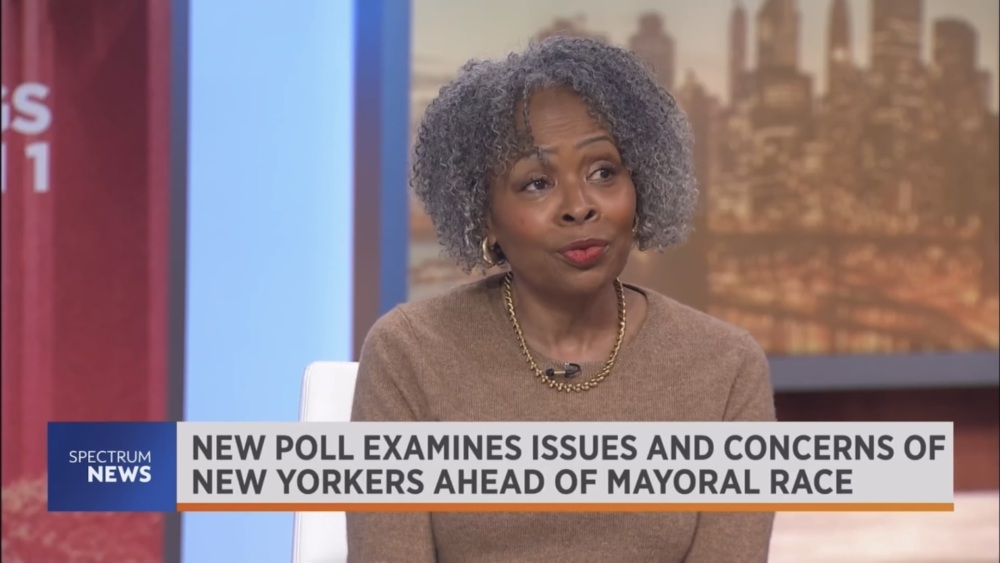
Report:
558,180,598,225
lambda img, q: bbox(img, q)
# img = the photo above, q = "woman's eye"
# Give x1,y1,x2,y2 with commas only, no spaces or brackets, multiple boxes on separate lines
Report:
589,166,616,182
522,178,548,192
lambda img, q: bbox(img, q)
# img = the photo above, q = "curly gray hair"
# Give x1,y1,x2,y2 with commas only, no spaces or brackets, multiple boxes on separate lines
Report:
412,35,697,273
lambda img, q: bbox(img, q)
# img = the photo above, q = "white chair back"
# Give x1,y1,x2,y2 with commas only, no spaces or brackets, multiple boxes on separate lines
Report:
291,361,358,563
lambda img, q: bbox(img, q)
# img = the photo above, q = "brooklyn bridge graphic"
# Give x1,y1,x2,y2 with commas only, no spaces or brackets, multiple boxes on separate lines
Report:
408,0,1000,357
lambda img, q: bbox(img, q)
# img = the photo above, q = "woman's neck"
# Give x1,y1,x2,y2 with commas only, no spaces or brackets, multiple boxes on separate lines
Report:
508,274,621,364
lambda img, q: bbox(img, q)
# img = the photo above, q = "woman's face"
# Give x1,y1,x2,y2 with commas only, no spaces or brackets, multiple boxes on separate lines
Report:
487,87,636,295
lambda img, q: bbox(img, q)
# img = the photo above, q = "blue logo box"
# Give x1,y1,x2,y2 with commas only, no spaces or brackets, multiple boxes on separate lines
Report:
47,422,177,512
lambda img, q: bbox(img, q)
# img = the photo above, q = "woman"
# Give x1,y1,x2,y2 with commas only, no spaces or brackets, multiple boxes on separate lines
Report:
347,36,775,562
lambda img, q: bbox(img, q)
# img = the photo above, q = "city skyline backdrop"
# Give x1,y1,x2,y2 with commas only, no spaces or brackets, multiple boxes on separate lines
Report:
407,0,999,356
412,0,999,111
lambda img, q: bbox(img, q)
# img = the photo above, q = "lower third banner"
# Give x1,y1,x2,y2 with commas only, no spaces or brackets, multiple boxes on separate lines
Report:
46,421,954,513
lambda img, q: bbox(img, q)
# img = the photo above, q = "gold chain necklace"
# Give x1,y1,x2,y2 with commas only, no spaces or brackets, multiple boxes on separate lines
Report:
501,271,626,393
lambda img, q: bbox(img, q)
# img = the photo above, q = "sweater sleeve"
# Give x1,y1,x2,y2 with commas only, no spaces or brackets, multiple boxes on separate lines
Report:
346,309,437,563
684,332,777,563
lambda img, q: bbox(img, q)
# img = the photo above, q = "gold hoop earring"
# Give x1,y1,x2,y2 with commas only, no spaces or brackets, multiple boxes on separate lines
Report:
482,237,497,267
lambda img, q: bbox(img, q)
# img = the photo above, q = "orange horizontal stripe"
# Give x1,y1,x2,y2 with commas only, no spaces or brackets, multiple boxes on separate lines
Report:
176,502,954,513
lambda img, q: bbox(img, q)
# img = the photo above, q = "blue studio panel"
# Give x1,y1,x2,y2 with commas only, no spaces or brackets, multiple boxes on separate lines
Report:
183,0,355,561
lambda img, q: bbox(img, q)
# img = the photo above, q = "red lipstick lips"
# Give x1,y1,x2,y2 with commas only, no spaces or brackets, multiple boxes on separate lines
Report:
558,238,609,267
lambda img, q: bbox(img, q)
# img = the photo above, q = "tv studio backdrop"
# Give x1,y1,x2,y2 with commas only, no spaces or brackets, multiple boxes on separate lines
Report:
0,0,996,561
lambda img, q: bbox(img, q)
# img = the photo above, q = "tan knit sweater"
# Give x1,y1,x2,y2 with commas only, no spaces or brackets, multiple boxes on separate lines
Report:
347,274,776,563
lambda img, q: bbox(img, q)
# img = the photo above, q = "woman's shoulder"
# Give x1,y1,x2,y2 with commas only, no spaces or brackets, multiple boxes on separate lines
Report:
365,273,504,344
632,285,774,421
632,283,762,354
